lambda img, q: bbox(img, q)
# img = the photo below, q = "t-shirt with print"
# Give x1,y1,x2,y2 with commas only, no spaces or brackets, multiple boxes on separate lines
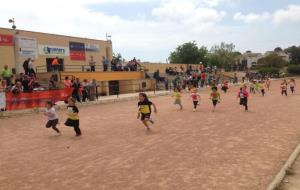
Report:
138,101,152,114
67,105,79,120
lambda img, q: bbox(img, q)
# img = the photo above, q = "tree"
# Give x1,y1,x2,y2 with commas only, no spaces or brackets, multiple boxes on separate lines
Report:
169,41,208,65
209,42,239,70
274,47,283,52
257,53,287,68
112,53,122,63
285,46,300,65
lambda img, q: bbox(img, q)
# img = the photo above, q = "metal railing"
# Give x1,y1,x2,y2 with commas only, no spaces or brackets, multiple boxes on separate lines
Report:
36,64,146,74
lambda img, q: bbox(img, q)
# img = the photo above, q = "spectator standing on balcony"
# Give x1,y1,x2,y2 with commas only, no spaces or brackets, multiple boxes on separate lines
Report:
23,58,30,75
52,57,59,72
1,65,12,86
28,59,36,78
102,56,108,71
89,56,96,72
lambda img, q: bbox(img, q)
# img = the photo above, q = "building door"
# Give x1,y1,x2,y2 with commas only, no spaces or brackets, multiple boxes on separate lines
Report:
46,58,64,72
109,81,119,95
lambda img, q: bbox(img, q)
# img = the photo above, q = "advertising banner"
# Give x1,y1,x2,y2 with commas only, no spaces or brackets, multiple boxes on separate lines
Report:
69,42,85,51
69,42,85,60
17,36,38,58
0,34,13,46
38,45,69,56
85,43,100,52
70,51,86,61
5,88,73,110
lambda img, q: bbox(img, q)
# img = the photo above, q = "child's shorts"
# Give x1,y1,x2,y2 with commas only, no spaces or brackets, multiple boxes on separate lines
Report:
174,99,181,105
212,100,218,106
141,113,151,121
46,119,58,128
65,119,79,127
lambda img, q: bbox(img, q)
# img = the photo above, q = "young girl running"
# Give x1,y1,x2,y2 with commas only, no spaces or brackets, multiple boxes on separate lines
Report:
137,93,157,131
237,86,249,111
221,80,229,93
191,88,200,112
172,87,183,110
289,78,296,94
281,80,288,96
266,78,271,91
64,97,82,136
44,101,61,135
249,80,255,94
258,81,265,96
210,86,221,112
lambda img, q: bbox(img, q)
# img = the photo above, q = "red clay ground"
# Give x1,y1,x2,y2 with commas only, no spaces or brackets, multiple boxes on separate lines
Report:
1,80,300,190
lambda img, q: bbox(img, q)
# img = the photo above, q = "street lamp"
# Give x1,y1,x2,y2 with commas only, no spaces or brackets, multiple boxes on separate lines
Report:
8,18,19,74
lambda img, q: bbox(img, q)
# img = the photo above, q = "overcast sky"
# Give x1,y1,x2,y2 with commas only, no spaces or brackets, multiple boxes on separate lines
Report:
1,0,300,62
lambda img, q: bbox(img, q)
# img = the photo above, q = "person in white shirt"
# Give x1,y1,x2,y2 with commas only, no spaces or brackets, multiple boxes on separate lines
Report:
44,101,61,135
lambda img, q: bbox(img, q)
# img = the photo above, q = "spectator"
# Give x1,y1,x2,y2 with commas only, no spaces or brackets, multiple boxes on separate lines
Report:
11,82,23,95
64,76,72,88
21,75,33,93
0,80,7,111
200,72,206,88
52,57,59,72
23,58,30,75
81,79,89,102
102,56,108,71
72,78,81,102
1,65,12,86
48,75,57,90
90,79,98,101
28,59,36,78
89,56,96,72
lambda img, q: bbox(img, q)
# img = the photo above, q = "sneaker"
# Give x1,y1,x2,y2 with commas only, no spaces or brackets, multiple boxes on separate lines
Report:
149,119,154,124
76,134,82,137
193,108,196,112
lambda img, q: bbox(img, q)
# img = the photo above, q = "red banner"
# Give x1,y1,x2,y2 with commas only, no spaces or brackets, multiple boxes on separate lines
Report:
0,34,13,46
5,89,73,110
70,51,86,61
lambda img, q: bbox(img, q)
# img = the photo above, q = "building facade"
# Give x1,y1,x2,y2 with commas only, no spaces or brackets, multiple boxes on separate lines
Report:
0,27,113,73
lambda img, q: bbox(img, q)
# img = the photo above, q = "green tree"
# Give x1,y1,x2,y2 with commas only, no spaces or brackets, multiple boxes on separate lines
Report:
112,53,123,63
209,42,239,70
285,46,300,65
169,41,208,65
257,53,287,68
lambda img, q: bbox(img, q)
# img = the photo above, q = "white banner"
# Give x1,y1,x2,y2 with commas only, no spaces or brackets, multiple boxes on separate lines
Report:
17,36,37,48
85,43,100,52
17,36,38,58
0,92,6,109
38,45,70,56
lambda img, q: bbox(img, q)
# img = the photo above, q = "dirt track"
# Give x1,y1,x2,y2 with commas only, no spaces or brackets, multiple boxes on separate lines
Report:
1,80,300,190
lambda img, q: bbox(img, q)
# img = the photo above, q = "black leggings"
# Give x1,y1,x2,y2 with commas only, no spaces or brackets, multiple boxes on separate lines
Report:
193,101,198,109
240,98,248,110
291,87,295,93
282,90,287,96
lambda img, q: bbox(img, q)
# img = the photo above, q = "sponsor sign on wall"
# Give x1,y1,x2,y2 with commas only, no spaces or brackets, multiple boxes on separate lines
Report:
85,43,100,52
17,36,38,58
38,45,69,56
0,34,13,46
69,42,85,60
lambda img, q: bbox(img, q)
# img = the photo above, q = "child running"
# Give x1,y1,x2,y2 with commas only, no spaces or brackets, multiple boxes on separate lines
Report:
191,88,200,112
137,93,157,131
250,80,255,94
44,101,61,135
266,78,271,91
64,97,82,136
172,87,183,110
258,81,265,96
281,80,288,96
221,80,229,93
289,78,296,94
210,86,221,112
237,86,249,111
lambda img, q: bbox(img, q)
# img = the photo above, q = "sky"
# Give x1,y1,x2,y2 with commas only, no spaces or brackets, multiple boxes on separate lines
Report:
1,0,300,62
